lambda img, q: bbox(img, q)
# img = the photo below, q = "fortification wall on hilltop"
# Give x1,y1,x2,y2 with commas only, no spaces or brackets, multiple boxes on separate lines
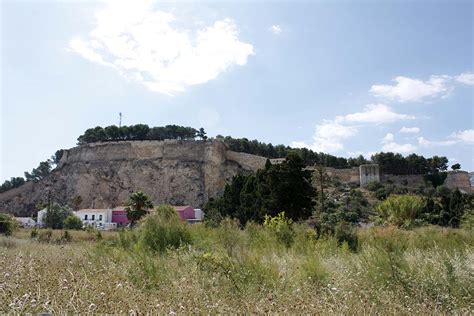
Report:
445,171,473,193
58,139,226,167
323,167,360,183
0,140,242,216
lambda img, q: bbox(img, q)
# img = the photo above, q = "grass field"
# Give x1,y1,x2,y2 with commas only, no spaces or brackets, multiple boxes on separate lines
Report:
1,224,473,314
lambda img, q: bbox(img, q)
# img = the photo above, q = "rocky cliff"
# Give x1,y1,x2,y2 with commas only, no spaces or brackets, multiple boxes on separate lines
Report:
0,140,273,216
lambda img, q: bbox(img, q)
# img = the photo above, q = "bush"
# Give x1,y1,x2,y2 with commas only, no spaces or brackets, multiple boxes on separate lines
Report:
30,228,38,239
0,213,16,236
138,205,192,253
38,229,53,243
461,210,474,230
57,230,72,243
63,215,83,230
366,181,384,192
263,212,295,248
376,194,425,228
335,222,358,251
43,203,73,229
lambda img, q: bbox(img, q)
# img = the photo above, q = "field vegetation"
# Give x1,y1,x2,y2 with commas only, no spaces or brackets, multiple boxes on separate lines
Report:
1,212,473,313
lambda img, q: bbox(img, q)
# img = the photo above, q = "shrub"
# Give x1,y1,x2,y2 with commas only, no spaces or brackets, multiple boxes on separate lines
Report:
377,194,425,228
0,213,16,236
63,215,83,230
217,218,242,257
301,256,328,285
366,181,383,192
38,229,53,243
334,221,358,251
461,210,474,230
139,205,192,253
30,228,38,239
263,212,295,248
43,203,73,229
56,230,72,243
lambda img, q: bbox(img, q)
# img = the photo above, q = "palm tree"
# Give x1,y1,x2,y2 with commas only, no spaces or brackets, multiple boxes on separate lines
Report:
125,191,153,227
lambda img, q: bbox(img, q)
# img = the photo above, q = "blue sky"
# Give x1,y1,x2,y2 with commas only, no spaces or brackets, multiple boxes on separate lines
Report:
1,0,473,181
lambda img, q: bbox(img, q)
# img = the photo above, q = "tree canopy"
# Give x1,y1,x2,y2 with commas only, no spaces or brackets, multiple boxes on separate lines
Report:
77,124,202,144
205,153,315,225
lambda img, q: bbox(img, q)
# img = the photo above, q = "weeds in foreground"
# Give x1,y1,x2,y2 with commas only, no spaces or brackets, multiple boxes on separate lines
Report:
1,225,472,313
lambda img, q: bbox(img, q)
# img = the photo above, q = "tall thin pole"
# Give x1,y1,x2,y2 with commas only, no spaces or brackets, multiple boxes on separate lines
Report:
119,112,122,128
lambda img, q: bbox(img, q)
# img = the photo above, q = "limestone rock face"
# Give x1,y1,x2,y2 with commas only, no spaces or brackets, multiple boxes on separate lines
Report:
0,140,267,216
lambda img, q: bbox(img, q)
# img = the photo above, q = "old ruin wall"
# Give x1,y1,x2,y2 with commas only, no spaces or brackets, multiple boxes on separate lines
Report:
0,140,271,216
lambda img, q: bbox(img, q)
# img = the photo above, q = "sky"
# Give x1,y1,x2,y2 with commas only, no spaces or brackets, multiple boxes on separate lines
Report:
1,0,473,181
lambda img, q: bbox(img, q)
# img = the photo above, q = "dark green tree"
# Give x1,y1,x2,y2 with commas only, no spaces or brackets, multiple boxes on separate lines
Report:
196,127,208,140
125,191,154,227
451,163,461,170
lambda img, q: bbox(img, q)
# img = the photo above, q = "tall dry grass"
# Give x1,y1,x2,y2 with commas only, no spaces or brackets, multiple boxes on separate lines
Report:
1,224,472,313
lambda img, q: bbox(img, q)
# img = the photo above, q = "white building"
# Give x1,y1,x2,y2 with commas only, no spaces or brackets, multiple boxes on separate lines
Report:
15,217,36,228
75,208,115,230
37,208,48,227
193,209,205,221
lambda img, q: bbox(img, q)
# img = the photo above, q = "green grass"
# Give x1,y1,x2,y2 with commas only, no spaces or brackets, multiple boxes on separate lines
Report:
1,225,473,313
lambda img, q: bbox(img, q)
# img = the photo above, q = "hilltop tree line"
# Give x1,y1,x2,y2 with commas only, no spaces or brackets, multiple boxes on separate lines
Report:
220,136,450,175
0,124,454,194
0,150,63,193
77,124,207,144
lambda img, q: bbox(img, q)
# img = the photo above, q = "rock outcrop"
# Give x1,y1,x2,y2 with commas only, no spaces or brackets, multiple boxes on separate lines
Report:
0,140,273,216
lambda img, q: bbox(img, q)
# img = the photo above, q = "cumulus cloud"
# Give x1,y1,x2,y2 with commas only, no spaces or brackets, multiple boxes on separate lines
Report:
370,75,452,102
400,126,420,134
450,129,474,143
417,129,474,147
292,104,413,153
417,137,457,147
381,141,417,153
269,25,282,35
455,72,474,85
68,0,254,95
335,104,414,124
370,72,474,103
380,132,416,153
382,133,394,143
291,121,357,153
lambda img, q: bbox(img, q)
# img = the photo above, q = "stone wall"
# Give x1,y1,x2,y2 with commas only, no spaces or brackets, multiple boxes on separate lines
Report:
359,164,380,187
0,140,250,216
445,170,473,193
323,167,360,183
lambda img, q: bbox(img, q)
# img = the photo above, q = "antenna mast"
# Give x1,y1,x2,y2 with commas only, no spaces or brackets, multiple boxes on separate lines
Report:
119,112,123,128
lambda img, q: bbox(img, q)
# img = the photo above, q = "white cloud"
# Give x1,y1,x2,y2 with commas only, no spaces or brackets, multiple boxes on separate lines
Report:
335,104,415,124
400,126,420,134
370,75,452,102
381,141,417,153
382,133,394,143
269,25,282,35
68,0,254,95
450,129,474,143
455,72,474,85
292,104,414,153
417,130,474,147
291,121,357,153
380,133,416,153
417,137,457,147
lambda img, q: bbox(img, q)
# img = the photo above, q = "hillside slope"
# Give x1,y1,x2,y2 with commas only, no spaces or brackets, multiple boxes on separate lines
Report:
0,140,272,216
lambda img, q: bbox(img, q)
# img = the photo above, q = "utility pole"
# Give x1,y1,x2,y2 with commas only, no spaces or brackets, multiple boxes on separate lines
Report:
119,112,123,128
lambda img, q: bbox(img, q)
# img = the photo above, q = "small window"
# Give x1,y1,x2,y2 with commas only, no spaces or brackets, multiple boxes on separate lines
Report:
99,215,103,221
91,214,95,220
84,214,88,220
